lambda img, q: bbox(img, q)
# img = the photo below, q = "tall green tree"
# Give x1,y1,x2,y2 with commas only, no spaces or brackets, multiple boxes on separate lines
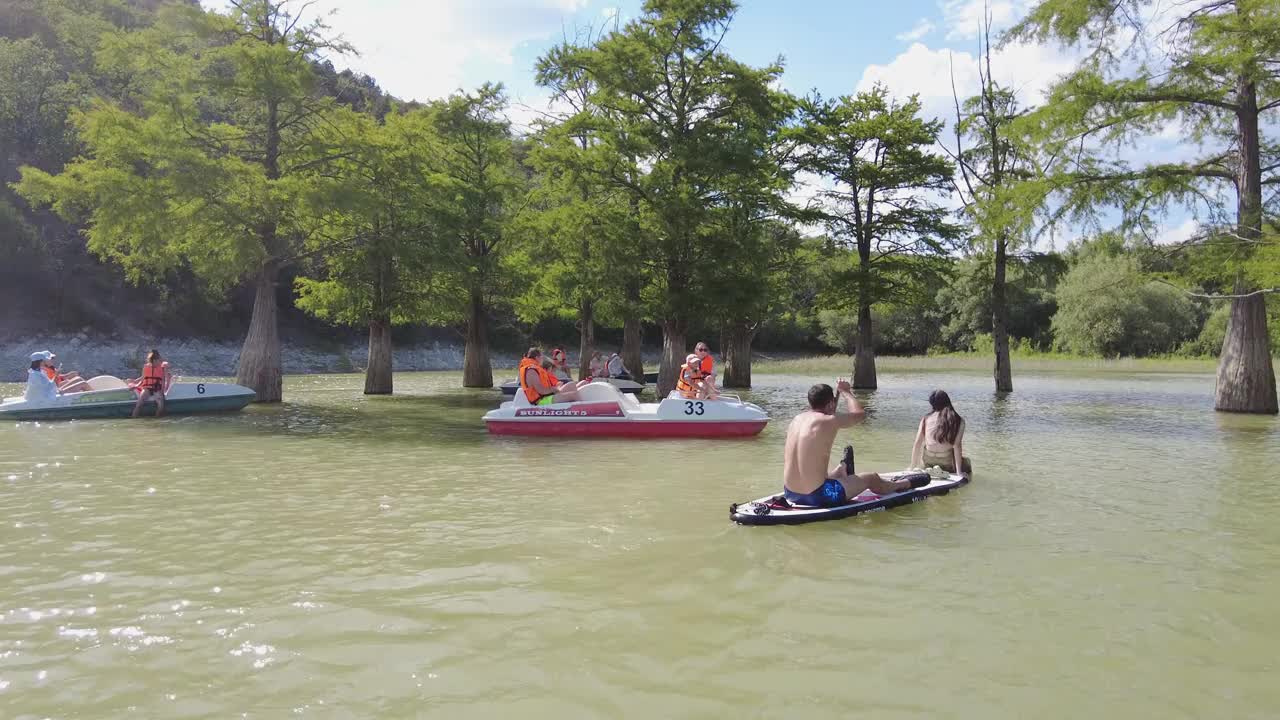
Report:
946,19,1039,392
541,0,792,395
294,109,460,395
1012,0,1280,413
15,0,354,402
797,85,959,388
423,85,524,388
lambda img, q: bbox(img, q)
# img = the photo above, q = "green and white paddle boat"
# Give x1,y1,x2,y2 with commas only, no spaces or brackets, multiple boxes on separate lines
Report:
1,375,255,421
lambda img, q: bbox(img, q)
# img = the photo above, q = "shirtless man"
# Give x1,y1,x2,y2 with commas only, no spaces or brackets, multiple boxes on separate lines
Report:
782,379,928,507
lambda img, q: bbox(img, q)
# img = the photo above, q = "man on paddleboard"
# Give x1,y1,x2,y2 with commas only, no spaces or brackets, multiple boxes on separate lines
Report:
782,379,927,507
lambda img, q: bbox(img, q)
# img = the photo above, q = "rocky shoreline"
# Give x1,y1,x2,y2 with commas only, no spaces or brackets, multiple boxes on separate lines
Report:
1,334,667,383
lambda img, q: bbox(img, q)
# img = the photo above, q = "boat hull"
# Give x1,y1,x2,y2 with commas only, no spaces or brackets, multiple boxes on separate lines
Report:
0,382,255,421
485,419,767,438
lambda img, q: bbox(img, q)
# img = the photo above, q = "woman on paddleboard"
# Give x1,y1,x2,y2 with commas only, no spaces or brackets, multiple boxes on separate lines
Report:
909,390,972,476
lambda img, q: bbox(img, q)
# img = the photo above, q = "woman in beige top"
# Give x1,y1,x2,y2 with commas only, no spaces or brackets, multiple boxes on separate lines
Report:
910,390,972,476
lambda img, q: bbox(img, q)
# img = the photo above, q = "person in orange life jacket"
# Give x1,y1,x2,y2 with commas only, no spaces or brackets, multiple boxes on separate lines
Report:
130,349,171,418
693,341,719,397
519,348,590,406
548,347,573,382
34,350,89,393
676,353,718,400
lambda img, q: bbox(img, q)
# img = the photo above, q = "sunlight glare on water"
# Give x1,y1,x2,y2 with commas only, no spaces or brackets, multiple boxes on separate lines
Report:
2,369,1279,718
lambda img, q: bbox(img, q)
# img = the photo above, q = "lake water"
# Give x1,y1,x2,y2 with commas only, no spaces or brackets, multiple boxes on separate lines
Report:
2,369,1278,718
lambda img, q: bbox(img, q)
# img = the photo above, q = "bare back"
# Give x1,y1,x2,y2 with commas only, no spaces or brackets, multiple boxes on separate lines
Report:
783,411,839,494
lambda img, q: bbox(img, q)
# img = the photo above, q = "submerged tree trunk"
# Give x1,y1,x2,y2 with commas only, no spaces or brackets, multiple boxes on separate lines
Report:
578,296,594,381
235,262,282,403
723,323,753,388
1215,78,1277,413
992,239,1013,393
658,319,687,397
1215,290,1277,414
364,315,393,395
463,287,492,388
852,302,877,389
622,280,643,384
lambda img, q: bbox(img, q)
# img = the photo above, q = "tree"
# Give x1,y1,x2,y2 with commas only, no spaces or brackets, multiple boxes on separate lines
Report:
797,85,959,388
1051,254,1200,357
946,16,1040,392
541,0,791,396
293,109,459,394
935,253,1065,351
1012,0,1280,413
15,0,354,402
423,85,524,388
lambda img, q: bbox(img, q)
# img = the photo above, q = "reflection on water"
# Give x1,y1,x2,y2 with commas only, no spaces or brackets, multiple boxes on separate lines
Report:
2,369,1279,718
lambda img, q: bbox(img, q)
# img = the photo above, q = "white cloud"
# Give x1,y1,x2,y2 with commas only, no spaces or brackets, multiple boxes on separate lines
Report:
940,0,1033,40
896,19,936,43
1155,217,1199,245
203,0,591,102
856,40,1079,123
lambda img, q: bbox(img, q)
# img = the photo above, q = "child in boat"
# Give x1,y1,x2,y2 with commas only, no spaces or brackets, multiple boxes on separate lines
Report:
130,349,170,418
587,351,605,379
43,354,88,393
909,389,972,476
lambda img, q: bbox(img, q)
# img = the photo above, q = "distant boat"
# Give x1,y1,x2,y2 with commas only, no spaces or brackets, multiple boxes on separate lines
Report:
0,375,255,421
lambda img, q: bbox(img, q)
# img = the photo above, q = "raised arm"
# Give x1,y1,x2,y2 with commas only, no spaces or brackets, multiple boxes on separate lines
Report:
833,378,866,429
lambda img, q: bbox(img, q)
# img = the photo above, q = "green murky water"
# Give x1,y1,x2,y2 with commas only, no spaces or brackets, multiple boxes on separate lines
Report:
2,369,1278,718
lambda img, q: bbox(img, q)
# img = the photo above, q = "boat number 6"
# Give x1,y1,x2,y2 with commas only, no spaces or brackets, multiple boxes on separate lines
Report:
196,383,206,394
683,401,705,416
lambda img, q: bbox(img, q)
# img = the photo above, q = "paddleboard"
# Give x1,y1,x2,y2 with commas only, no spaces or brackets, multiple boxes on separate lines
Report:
730,471,968,526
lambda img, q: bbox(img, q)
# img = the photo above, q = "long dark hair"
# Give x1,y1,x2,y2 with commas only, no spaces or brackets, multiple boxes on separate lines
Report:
929,390,962,445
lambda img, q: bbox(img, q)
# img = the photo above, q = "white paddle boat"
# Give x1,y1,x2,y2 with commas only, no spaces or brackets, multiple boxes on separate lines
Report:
1,375,255,421
484,381,768,438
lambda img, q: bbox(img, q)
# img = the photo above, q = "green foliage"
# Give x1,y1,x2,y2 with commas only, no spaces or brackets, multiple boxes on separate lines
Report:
796,85,959,312
935,253,1066,350
1051,254,1201,357
817,303,941,356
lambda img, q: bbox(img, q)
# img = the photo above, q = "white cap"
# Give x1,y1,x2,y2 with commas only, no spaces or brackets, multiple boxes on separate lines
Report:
29,350,55,362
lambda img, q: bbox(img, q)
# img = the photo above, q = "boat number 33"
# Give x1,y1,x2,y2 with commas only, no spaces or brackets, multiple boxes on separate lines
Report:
683,401,705,416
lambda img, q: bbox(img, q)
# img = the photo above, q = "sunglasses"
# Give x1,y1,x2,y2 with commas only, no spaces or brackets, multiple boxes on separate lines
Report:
696,348,708,352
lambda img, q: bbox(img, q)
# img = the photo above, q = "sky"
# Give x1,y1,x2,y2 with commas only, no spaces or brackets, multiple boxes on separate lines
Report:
202,0,1205,247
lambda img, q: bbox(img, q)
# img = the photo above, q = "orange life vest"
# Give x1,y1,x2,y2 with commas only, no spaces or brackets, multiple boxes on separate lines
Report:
675,362,703,396
43,366,58,382
140,361,167,392
518,358,556,403
700,354,713,377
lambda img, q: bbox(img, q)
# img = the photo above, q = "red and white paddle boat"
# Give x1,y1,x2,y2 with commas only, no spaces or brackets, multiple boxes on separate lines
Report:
483,381,769,438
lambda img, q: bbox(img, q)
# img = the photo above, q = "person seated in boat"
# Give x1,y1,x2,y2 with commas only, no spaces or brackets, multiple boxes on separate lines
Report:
25,351,60,403
548,347,573,382
519,348,589,406
676,353,719,400
692,341,719,397
910,389,972,476
587,351,605,380
605,352,631,380
782,379,928,508
129,349,170,418
42,353,89,393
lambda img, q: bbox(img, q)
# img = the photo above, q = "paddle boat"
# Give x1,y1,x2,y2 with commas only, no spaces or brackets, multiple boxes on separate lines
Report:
1,375,255,421
730,470,969,526
484,381,768,438
498,375,645,396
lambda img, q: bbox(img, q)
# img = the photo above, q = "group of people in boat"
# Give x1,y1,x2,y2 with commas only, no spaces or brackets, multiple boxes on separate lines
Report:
24,348,172,417
517,341,722,406
783,381,970,507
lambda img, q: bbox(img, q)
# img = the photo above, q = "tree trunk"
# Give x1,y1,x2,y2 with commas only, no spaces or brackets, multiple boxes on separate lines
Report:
992,239,1013,393
658,319,687,397
235,263,282,403
853,302,877,389
463,287,492,388
364,315,393,395
723,323,753,388
578,296,594,381
622,280,643,384
1215,289,1278,414
1214,78,1278,413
